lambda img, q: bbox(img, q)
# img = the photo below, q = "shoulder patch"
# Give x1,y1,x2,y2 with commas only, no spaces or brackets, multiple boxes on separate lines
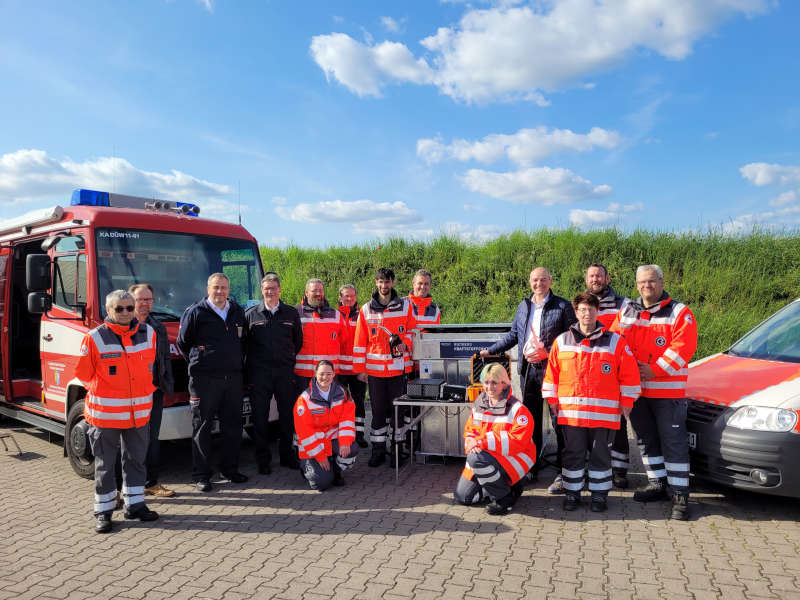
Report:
296,404,305,416
624,345,633,356
516,414,529,427
685,314,693,324
80,344,89,356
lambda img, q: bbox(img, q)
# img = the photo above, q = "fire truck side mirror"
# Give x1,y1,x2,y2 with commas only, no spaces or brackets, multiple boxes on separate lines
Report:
26,254,52,292
27,292,52,315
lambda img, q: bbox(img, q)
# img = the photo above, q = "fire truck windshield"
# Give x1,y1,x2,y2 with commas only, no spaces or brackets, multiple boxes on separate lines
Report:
95,229,263,320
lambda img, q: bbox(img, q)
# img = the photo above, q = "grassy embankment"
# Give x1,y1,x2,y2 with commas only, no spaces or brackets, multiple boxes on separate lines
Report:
262,229,800,360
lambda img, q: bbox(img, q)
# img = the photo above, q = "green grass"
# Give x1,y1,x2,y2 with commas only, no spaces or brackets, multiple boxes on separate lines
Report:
261,229,800,360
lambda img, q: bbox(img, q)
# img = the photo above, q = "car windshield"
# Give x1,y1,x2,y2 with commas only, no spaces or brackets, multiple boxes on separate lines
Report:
95,228,263,320
727,300,800,363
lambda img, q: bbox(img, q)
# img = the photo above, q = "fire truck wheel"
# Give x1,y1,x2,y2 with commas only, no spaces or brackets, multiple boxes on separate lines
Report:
66,401,95,480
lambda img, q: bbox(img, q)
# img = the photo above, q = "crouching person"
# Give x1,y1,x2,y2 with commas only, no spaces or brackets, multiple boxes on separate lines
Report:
76,290,159,533
543,292,641,512
295,360,360,490
454,364,536,515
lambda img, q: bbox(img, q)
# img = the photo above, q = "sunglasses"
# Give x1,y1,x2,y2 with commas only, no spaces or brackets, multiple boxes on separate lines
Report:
114,305,135,313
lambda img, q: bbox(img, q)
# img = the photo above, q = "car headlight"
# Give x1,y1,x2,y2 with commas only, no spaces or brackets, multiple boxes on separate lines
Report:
727,406,798,432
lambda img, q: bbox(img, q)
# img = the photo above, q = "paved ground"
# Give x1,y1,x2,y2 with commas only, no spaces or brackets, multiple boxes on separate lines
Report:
2,421,800,600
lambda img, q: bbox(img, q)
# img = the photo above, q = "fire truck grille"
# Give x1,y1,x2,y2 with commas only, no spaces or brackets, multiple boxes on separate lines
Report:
687,399,726,424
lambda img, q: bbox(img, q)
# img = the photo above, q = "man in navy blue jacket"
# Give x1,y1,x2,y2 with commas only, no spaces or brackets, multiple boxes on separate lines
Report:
177,272,248,492
481,267,576,492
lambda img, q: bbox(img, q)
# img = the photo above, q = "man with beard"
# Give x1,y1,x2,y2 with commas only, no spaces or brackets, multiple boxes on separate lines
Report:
337,284,368,447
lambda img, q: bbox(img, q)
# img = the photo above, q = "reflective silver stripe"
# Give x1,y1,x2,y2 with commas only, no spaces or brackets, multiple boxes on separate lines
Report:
667,476,689,487
562,467,584,478
126,494,145,506
558,410,620,423
620,385,641,397
96,490,116,502
299,316,340,324
588,480,613,491
296,354,339,361
665,462,690,471
642,455,664,465
557,343,615,354
477,471,501,484
300,433,323,447
352,357,365,364
563,480,583,491
558,397,620,408
611,460,629,468
506,456,526,478
86,409,141,421
642,380,686,389
499,431,510,455
541,382,556,392
610,450,628,460
471,465,495,475
657,357,678,376
588,469,612,478
339,420,356,429
664,348,686,367
352,346,366,353
122,485,144,495
90,394,151,407
94,500,116,513
306,443,325,456
646,468,667,478
366,352,394,361
485,433,496,451
517,453,534,470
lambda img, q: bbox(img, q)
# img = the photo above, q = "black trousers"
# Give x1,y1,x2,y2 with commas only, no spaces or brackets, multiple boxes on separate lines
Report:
145,389,164,488
522,362,564,471
189,372,243,482
339,374,367,435
611,415,630,475
249,366,297,466
561,426,614,498
295,375,311,399
367,375,406,449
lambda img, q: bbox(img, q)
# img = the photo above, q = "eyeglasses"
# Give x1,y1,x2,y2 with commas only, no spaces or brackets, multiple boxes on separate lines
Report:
136,297,154,303
114,305,135,313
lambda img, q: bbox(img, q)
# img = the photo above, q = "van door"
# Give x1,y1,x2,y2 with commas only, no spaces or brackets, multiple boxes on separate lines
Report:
0,247,11,400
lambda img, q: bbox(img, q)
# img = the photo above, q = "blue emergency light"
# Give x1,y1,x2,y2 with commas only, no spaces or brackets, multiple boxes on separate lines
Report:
69,188,200,216
71,189,110,206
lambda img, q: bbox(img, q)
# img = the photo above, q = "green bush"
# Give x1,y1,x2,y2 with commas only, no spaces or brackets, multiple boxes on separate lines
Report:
261,229,800,360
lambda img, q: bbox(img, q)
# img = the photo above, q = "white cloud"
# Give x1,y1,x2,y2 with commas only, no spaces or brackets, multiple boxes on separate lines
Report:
271,196,288,205
569,201,643,228
740,162,800,187
461,166,612,205
309,33,433,97
275,199,424,236
443,221,506,241
417,126,621,166
771,191,798,207
0,149,233,210
312,1,772,103
381,16,404,33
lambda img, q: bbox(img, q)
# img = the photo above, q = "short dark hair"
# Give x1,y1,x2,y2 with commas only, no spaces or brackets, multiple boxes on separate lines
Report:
573,292,600,310
261,272,280,286
315,359,335,373
375,267,395,281
587,263,608,276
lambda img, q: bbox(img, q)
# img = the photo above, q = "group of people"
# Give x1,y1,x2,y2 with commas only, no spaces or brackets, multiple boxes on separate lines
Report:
78,268,440,532
464,263,697,520
77,260,696,534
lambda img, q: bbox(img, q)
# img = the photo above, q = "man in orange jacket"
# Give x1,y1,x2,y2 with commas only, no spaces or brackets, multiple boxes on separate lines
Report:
76,290,159,534
543,292,640,512
610,264,698,520
353,267,416,467
337,284,368,447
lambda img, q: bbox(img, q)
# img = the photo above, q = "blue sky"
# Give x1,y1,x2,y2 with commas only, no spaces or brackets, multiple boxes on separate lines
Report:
1,0,798,247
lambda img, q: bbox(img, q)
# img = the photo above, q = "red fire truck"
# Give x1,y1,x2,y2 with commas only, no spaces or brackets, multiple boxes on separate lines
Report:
0,189,263,477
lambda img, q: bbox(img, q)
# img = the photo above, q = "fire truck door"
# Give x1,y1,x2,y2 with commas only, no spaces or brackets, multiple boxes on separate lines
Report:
0,248,10,400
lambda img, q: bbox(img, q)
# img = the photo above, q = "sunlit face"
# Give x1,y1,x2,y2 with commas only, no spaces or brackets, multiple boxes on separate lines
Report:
412,275,431,298
483,376,507,402
585,266,609,294
131,287,154,321
207,277,229,308
261,280,281,305
306,282,325,307
108,299,135,325
376,277,395,296
636,269,664,304
339,287,357,307
315,364,335,391
529,268,552,297
575,302,599,330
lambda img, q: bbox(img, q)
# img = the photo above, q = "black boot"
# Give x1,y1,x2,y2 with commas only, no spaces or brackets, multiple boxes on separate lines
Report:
356,432,369,448
95,512,113,534
590,494,608,512
671,493,689,520
563,493,581,511
368,446,386,467
486,492,516,515
612,469,629,489
633,478,669,502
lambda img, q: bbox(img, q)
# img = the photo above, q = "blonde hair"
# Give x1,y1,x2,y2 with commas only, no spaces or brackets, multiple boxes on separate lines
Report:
480,363,510,385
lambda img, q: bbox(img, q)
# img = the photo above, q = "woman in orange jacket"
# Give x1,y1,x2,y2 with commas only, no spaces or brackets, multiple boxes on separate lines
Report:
294,360,359,490
454,363,537,515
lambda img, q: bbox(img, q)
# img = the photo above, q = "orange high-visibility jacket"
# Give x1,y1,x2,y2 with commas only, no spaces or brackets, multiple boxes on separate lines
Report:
294,381,356,462
610,293,698,399
542,324,641,429
461,390,537,485
295,299,347,377
337,303,359,374
75,320,156,429
353,290,416,378
404,295,441,372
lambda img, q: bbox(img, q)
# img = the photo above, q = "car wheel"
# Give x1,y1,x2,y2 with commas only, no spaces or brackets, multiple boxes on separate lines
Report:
66,401,94,479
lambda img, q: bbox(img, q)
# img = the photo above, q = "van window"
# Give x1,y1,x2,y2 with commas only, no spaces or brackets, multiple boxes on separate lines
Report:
53,235,86,311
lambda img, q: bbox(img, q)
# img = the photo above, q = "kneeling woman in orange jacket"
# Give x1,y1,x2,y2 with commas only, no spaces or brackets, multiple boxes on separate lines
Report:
295,360,359,490
454,363,537,515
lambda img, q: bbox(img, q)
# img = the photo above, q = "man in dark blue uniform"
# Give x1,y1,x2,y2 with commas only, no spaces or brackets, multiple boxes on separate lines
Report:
177,272,248,492
244,272,303,473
